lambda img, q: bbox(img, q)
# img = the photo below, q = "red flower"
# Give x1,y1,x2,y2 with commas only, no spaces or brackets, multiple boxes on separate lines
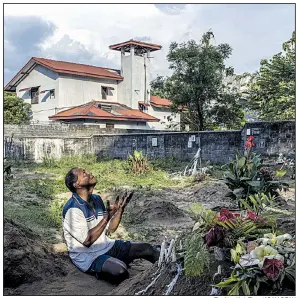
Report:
245,211,264,224
262,258,284,281
245,136,255,150
247,210,257,220
217,208,240,222
220,208,235,219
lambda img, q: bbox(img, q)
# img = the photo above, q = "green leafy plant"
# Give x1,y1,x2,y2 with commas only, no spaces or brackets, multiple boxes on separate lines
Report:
240,193,274,215
223,152,289,208
189,202,217,232
217,217,257,239
128,150,150,175
184,233,210,276
222,152,261,201
4,91,32,124
258,166,289,198
42,156,58,168
215,268,268,295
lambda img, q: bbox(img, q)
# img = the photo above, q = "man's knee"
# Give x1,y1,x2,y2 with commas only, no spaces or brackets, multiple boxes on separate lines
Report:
102,257,129,277
109,264,129,284
117,265,128,276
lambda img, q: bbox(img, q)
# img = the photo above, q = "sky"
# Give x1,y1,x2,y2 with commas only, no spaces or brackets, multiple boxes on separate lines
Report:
4,3,295,85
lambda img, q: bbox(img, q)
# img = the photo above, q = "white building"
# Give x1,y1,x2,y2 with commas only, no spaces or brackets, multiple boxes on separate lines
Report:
5,40,180,130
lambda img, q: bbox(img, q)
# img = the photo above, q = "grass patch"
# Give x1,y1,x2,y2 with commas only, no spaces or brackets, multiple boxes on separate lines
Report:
33,154,194,193
4,154,195,242
4,178,67,242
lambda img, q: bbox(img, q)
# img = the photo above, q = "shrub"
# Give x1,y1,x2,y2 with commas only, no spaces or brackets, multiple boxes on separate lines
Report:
128,150,150,175
222,152,288,208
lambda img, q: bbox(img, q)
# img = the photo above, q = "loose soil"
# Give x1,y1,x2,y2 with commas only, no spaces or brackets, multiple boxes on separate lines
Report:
4,177,295,296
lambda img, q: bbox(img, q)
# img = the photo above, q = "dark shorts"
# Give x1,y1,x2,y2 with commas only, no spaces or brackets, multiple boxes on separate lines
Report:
87,240,131,274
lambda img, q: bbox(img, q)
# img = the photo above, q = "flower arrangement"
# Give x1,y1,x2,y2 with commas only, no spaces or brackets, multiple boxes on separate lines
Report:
187,203,295,295
216,232,295,294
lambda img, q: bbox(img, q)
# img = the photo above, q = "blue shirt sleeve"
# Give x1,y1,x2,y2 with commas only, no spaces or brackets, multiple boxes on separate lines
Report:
93,194,106,212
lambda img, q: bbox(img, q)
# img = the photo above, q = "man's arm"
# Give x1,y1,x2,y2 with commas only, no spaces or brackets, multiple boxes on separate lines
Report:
105,191,134,233
63,208,110,248
107,208,123,233
83,217,109,247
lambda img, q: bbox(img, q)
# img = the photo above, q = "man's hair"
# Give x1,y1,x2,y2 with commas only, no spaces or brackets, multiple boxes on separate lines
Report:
65,168,79,193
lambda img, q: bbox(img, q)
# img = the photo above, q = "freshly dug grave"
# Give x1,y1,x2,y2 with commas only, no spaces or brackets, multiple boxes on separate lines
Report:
111,256,233,296
4,218,68,290
112,180,238,213
124,200,186,224
112,257,295,296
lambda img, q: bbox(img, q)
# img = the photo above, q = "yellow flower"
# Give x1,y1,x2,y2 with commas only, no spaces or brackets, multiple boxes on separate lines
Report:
231,249,239,263
231,243,243,263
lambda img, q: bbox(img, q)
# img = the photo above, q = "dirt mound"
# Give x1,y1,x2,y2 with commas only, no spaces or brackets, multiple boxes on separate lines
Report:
111,257,232,296
191,181,237,209
125,199,186,224
111,257,295,296
4,218,68,289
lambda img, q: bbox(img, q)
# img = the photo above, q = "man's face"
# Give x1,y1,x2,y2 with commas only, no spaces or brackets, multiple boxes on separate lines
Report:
74,168,97,189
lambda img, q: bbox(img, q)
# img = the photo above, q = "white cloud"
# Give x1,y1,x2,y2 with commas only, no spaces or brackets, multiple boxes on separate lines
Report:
4,3,295,84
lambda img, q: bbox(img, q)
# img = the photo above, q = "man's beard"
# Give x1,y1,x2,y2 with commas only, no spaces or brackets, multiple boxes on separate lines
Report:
80,181,97,190
87,182,97,189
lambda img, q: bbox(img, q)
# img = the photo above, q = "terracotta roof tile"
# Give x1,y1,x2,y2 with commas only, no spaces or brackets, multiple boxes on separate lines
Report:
150,95,172,107
49,101,159,122
33,57,123,81
115,109,157,121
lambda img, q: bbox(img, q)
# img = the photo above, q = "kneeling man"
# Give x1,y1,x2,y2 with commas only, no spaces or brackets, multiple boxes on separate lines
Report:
62,168,159,284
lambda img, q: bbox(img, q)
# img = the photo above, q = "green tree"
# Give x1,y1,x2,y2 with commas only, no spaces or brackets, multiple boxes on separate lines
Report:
150,75,168,98
162,30,244,131
4,91,32,124
247,31,295,120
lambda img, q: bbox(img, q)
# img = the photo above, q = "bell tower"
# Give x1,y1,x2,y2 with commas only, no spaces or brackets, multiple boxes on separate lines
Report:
109,39,162,109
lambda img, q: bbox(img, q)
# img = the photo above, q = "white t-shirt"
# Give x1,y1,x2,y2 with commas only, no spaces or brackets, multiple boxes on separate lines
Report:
62,193,115,272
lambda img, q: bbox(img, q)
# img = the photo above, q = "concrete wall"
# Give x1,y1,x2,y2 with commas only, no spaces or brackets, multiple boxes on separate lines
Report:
117,54,132,108
241,121,295,156
17,65,59,122
117,48,151,110
4,124,163,138
4,121,295,163
131,55,149,109
94,130,241,163
4,136,92,162
58,75,118,108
